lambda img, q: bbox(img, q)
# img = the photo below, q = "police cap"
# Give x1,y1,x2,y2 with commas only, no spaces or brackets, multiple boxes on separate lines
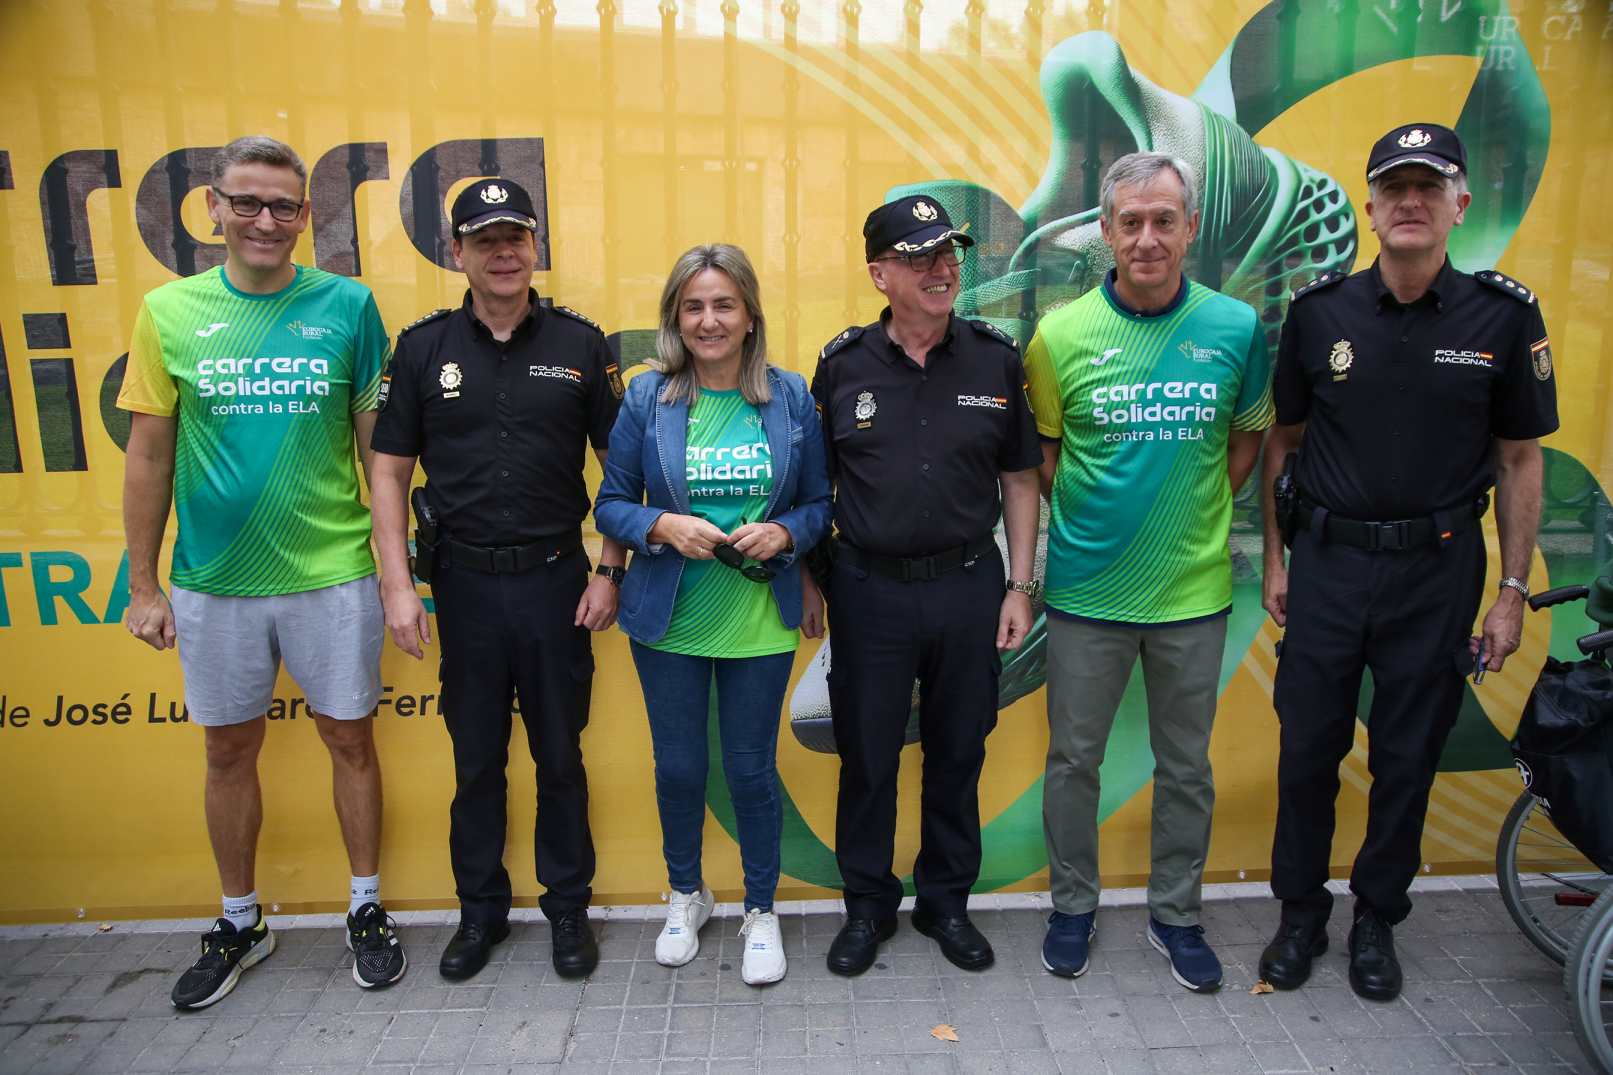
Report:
451,178,539,236
863,193,974,262
1366,123,1466,183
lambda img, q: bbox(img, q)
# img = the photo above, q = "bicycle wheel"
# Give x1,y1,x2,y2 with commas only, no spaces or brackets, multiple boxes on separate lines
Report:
1496,790,1611,965
1564,886,1613,1073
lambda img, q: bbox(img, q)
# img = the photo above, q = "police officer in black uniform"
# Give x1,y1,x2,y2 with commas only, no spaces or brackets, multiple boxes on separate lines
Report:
369,178,627,982
805,194,1043,976
1257,125,1558,1002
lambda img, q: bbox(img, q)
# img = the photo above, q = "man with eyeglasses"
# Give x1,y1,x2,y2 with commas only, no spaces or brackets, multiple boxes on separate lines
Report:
119,135,405,1009
806,194,1042,976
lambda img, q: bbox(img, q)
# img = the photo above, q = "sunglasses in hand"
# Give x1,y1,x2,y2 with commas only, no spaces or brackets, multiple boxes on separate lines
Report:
713,542,777,583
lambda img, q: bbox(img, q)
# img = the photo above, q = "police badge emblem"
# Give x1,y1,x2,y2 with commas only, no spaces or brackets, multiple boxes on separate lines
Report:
439,361,464,398
605,362,625,400
1531,337,1553,381
480,184,509,204
912,201,938,222
854,390,876,429
1398,128,1432,149
1328,340,1354,380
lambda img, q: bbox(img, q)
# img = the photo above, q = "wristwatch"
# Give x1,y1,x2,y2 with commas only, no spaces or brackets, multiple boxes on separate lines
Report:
1008,578,1042,601
595,565,625,586
1498,576,1529,599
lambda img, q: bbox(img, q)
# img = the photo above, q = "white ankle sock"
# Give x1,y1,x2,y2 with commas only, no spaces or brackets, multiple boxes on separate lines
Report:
222,892,258,932
350,874,380,915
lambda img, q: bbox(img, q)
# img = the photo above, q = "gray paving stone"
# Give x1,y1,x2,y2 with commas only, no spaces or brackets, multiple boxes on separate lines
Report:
1247,1040,1312,1073
0,889,1594,1072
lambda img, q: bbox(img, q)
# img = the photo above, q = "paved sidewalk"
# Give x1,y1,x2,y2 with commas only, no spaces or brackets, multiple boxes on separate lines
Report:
0,879,1594,1074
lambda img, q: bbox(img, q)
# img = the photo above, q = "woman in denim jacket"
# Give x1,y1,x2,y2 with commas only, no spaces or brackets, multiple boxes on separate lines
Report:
594,244,831,986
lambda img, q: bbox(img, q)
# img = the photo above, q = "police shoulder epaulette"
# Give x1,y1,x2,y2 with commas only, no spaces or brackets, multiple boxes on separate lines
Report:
554,304,605,332
1290,271,1346,302
399,308,451,336
1474,269,1537,304
968,319,1019,350
818,326,863,361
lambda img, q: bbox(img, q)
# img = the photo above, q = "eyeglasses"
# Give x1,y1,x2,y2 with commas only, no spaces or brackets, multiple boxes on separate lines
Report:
873,242,968,273
211,187,305,222
713,542,776,583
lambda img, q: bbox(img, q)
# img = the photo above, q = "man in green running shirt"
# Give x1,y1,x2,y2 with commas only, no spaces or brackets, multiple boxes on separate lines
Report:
119,135,406,1009
1023,152,1273,994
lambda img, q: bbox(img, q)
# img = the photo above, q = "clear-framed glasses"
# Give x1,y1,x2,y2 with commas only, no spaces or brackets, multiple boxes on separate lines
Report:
211,187,304,222
874,241,968,274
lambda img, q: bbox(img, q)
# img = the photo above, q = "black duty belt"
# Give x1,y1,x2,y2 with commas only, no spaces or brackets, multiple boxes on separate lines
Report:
1294,494,1489,551
838,536,996,582
441,530,582,574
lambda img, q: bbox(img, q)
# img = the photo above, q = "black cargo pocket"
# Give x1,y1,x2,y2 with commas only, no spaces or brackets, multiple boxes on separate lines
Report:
986,650,1003,736
570,649,596,732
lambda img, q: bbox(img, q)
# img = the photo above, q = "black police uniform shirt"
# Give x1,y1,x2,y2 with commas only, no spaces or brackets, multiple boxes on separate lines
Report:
1274,258,1558,521
810,310,1042,557
371,290,621,546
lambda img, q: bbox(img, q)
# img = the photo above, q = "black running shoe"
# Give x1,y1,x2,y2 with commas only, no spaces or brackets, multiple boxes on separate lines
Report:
171,910,275,1010
346,902,408,988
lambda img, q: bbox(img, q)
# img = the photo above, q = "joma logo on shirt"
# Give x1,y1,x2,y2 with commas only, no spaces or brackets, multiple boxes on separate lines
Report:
957,394,1008,410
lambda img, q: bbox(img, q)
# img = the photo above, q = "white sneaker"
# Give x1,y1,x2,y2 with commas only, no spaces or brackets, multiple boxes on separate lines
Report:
739,909,786,985
655,887,713,967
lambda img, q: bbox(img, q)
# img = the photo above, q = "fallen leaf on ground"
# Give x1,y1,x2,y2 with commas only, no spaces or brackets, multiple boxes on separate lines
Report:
96,923,113,933
931,1024,960,1042
1250,980,1275,994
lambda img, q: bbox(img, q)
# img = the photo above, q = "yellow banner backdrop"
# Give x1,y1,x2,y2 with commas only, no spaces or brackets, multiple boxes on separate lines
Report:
1,0,1609,922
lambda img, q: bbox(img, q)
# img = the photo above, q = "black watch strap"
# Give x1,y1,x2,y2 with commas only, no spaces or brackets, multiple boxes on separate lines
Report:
595,564,625,585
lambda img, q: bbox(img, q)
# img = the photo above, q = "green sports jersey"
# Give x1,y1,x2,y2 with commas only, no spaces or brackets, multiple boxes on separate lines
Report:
118,265,388,597
648,388,798,658
1023,278,1273,624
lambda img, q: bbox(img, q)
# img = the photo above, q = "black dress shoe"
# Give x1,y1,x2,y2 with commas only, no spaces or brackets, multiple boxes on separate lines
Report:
439,920,510,981
826,917,897,977
1258,921,1328,989
1347,910,1402,1002
550,908,598,979
910,908,994,971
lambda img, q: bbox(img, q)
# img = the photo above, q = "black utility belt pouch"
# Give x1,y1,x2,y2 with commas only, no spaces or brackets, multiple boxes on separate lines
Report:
1273,452,1299,548
804,538,838,597
409,486,439,584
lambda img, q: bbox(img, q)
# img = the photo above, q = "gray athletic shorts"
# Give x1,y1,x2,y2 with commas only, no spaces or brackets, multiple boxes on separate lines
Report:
170,575,384,726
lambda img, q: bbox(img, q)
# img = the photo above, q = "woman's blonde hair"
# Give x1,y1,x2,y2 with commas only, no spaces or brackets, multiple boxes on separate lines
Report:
653,244,770,406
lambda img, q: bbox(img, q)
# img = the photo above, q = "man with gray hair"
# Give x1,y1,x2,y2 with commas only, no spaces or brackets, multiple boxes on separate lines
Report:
1022,151,1273,991
120,134,406,1008
1259,123,1556,1002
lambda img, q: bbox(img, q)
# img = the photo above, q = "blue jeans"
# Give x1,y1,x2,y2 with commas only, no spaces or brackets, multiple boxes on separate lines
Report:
629,642,793,912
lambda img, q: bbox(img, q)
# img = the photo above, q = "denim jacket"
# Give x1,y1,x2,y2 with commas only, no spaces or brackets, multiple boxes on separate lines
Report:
593,366,833,644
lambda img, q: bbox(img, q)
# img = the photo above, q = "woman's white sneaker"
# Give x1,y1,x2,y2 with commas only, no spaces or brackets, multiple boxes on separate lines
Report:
739,909,787,985
655,887,713,967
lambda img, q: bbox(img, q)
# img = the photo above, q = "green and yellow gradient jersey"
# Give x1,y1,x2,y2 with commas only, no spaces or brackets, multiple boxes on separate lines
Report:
649,388,798,658
1024,276,1273,624
117,265,388,597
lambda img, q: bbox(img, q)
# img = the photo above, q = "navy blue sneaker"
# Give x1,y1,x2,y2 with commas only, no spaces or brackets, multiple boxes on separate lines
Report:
1041,910,1096,978
1147,917,1222,993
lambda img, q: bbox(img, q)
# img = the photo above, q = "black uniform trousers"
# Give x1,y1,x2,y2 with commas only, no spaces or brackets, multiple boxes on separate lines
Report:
827,543,1004,921
1271,524,1486,927
431,546,596,925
